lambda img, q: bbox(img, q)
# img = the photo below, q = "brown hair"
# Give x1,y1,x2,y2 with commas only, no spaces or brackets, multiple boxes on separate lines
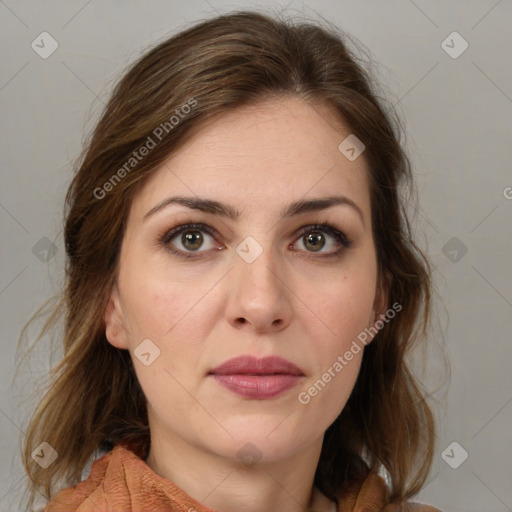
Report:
20,9,435,509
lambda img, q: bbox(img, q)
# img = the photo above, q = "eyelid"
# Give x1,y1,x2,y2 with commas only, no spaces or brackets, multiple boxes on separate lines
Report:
159,222,219,245
159,220,353,259
295,222,351,246
158,221,224,261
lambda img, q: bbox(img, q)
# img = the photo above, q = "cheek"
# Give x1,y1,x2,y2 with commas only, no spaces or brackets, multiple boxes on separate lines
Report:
298,268,376,418
120,272,224,377
297,341,363,430
121,274,219,414
121,272,206,337
311,273,376,346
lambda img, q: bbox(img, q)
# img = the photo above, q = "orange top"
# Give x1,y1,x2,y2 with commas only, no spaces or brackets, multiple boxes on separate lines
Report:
44,442,440,512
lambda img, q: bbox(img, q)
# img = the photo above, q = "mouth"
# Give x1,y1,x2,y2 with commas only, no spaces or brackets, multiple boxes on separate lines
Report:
208,355,305,399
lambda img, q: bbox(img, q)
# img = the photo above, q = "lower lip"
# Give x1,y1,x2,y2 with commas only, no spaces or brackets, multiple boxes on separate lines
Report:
211,374,303,399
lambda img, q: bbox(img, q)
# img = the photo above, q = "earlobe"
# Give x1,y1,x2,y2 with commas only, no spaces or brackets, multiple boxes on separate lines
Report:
375,270,391,318
367,272,391,343
373,289,389,325
104,284,128,349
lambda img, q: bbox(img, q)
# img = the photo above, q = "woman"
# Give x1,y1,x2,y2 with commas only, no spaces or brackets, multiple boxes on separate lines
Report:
21,10,441,512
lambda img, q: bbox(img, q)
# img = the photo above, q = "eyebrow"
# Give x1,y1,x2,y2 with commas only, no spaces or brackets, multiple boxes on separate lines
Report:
143,195,364,225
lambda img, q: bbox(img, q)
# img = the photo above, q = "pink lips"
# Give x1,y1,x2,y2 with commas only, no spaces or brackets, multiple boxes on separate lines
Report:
209,355,305,399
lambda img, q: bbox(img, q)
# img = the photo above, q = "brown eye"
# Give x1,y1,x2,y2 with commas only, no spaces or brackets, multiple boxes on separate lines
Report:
292,223,352,257
181,230,204,251
303,232,325,252
161,223,221,258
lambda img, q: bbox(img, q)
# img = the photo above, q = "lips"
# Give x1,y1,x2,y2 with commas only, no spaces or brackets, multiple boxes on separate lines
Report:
209,355,305,399
210,355,304,376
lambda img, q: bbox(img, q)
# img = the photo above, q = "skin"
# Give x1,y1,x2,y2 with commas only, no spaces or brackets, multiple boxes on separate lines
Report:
104,95,388,512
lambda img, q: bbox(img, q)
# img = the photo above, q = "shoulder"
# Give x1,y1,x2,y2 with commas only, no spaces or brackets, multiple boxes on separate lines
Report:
383,501,442,511
335,471,442,512
43,447,115,511
407,504,442,512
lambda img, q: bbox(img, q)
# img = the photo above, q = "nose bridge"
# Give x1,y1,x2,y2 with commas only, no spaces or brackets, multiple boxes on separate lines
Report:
228,234,292,331
235,234,282,296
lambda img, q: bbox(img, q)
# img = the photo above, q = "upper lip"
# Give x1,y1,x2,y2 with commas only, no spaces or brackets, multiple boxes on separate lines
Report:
209,355,304,376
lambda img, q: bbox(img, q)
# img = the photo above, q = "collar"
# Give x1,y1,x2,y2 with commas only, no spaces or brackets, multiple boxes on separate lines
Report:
43,441,429,512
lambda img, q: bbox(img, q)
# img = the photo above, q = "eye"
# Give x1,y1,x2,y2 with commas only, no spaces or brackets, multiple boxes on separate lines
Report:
292,223,352,256
159,221,352,260
160,223,223,258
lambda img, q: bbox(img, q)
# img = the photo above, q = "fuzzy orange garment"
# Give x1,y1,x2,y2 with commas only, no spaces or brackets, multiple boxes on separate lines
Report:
44,441,440,512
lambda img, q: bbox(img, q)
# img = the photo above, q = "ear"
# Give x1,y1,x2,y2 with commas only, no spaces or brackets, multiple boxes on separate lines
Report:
104,282,129,349
367,270,391,342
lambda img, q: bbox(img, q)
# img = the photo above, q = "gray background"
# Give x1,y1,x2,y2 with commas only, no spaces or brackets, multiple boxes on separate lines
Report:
1,1,511,511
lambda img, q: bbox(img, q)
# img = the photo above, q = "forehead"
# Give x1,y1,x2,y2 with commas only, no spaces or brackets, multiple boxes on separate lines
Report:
130,95,371,219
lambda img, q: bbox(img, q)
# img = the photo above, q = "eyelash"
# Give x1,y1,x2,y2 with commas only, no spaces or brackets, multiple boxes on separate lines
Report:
159,221,353,260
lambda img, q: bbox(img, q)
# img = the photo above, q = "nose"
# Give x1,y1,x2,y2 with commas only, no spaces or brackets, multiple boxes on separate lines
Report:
225,244,293,334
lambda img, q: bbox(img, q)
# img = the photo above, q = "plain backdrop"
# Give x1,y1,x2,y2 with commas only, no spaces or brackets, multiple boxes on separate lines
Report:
1,1,511,511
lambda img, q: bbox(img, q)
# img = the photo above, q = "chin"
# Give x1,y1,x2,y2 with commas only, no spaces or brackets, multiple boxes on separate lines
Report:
203,417,316,464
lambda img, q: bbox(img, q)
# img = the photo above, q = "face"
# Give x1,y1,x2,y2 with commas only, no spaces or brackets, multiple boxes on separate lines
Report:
105,95,387,465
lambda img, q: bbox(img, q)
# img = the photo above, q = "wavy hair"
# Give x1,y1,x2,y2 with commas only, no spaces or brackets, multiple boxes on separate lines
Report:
19,9,435,509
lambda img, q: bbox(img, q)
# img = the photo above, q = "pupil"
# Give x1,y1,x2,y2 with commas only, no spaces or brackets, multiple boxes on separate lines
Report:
182,231,203,250
305,232,324,251
180,231,325,252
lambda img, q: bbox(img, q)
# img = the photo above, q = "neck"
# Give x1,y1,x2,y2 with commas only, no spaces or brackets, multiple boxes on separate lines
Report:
145,428,334,512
